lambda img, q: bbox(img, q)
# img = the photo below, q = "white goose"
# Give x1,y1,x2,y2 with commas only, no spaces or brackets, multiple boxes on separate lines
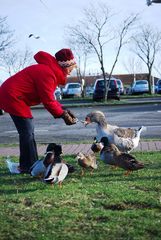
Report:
84,111,146,153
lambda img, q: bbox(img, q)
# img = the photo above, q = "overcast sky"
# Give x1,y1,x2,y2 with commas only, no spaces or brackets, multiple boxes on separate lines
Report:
0,0,161,80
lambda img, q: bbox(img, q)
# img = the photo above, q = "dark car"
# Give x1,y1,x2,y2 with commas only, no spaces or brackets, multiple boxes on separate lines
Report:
92,78,120,101
155,79,161,94
0,109,4,115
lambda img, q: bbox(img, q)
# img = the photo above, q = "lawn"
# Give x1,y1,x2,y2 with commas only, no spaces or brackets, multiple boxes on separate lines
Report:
0,151,161,240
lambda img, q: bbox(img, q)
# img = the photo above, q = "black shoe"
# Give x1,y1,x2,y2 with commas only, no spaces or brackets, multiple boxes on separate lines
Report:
18,166,30,174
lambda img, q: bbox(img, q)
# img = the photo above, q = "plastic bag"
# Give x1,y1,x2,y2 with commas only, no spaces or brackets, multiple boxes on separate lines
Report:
6,156,20,174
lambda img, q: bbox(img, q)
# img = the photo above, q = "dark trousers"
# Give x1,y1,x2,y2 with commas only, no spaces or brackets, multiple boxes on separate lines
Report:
10,115,38,171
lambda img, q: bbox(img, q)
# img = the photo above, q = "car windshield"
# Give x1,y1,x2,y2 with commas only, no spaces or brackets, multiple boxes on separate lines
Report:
158,81,161,86
96,80,116,88
135,80,148,85
68,84,80,89
116,80,121,86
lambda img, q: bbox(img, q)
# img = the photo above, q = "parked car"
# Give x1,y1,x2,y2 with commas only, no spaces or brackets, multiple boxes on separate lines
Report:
92,78,120,101
155,79,161,94
0,109,4,115
116,79,124,95
54,87,62,100
130,80,149,95
85,86,94,96
62,83,82,98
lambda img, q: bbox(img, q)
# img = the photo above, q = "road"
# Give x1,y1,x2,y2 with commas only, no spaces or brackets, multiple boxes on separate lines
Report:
0,103,161,144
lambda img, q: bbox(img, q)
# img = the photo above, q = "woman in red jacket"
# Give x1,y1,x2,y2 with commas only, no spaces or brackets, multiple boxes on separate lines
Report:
0,48,77,173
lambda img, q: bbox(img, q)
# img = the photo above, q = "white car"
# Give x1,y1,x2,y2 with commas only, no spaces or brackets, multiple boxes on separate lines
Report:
130,80,149,95
54,87,62,100
116,79,125,95
62,83,82,98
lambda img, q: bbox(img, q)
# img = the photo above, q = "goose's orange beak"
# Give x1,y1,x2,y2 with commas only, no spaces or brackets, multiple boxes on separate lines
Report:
84,117,91,126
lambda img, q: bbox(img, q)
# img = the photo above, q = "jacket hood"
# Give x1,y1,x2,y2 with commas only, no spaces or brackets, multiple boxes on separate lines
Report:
34,51,67,85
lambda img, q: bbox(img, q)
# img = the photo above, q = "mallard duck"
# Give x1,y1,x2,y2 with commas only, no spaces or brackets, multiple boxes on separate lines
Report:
76,152,98,176
99,137,117,166
91,137,103,153
44,163,69,187
30,152,54,178
84,111,146,153
109,142,144,176
30,143,62,178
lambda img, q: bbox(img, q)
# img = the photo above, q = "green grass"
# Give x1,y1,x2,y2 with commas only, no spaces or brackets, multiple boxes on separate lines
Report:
0,152,161,240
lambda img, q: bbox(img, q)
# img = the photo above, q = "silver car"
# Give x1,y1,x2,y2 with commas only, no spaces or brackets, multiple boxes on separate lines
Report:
62,83,82,98
130,80,149,95
54,87,62,100
116,79,124,95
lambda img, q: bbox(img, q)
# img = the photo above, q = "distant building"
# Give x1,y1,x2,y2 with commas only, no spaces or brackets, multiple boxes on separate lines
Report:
67,73,159,87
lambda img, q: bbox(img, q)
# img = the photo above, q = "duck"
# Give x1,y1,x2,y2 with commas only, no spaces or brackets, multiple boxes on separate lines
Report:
30,143,62,178
43,143,70,187
46,143,76,173
76,152,98,176
100,136,144,175
108,141,144,176
91,137,103,153
99,137,117,166
44,163,69,187
84,111,146,153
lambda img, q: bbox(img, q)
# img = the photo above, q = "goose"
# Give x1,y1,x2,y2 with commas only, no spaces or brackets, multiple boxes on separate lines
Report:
84,111,146,153
76,152,98,176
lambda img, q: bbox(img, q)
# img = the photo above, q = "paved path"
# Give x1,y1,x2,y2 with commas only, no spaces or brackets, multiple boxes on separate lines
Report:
0,141,161,157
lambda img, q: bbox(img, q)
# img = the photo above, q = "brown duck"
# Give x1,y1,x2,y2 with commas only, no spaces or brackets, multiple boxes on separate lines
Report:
110,143,144,176
76,152,98,176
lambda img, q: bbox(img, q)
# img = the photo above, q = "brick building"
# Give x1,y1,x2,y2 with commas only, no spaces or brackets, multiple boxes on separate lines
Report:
67,73,159,87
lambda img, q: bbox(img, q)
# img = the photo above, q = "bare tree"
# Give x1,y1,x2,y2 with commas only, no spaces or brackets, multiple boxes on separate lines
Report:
65,35,92,97
154,62,161,78
0,47,34,76
123,56,143,82
66,2,138,101
132,25,161,94
0,16,14,53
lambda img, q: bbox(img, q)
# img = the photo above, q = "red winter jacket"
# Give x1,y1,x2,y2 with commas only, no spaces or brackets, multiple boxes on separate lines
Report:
0,51,67,118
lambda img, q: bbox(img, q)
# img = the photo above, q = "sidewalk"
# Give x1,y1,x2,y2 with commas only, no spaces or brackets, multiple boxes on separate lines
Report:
0,141,161,157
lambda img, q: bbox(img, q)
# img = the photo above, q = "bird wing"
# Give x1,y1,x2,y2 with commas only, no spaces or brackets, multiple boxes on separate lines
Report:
57,163,69,182
114,128,136,138
115,153,143,170
44,163,68,183
113,133,135,152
